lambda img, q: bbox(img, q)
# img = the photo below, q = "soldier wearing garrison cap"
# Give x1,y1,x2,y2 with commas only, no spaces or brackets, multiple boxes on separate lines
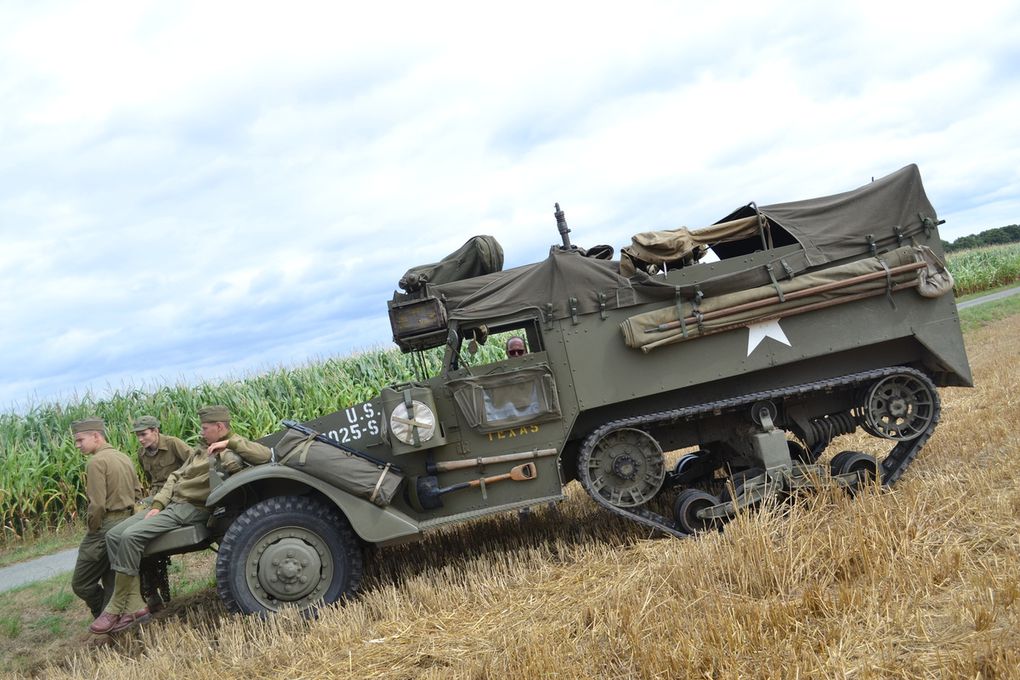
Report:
70,417,142,621
92,406,270,635
131,415,190,500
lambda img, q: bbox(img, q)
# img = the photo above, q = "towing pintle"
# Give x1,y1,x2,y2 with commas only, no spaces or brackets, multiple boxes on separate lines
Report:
554,202,574,250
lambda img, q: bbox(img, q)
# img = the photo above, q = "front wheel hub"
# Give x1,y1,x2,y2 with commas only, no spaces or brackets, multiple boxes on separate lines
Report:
250,531,330,605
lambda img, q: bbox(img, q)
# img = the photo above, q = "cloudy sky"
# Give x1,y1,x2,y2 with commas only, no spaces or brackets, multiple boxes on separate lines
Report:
1,0,1018,411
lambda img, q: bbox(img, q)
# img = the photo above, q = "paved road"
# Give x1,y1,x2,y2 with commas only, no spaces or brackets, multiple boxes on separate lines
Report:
0,548,79,593
956,285,1020,309
1,285,1018,594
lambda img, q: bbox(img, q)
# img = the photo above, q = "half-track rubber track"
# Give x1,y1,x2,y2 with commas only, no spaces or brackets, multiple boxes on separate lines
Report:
578,366,941,539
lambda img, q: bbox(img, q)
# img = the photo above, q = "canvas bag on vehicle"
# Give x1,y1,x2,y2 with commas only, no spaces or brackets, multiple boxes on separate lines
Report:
274,428,403,506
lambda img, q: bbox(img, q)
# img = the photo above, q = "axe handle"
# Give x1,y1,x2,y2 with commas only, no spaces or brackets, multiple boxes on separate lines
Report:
429,448,557,473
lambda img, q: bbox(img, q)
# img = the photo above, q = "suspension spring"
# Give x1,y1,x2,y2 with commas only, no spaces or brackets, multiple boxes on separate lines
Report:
805,411,858,447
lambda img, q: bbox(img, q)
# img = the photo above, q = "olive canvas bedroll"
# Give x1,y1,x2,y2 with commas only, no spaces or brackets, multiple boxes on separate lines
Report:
619,244,953,352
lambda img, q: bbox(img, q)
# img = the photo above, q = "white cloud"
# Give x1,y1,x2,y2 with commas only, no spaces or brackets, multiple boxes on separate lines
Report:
1,0,1018,409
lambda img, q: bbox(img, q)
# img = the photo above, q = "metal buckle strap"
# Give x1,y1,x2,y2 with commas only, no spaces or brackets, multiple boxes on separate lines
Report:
369,464,392,504
766,264,785,303
691,286,705,334
278,434,316,466
878,258,897,309
674,287,688,339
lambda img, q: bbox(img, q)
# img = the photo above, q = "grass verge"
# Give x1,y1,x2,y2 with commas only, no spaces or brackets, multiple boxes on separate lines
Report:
958,290,1020,332
0,550,216,677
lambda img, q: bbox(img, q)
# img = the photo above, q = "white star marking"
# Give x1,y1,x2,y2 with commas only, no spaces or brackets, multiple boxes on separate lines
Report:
746,319,791,356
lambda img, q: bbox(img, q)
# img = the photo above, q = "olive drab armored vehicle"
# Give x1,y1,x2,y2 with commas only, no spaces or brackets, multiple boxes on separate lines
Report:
142,164,971,615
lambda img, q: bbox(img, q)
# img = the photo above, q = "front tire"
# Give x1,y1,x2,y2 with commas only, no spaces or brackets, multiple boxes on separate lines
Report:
215,495,363,615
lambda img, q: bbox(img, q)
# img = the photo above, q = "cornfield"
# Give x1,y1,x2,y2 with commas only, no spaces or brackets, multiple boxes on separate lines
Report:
0,244,1017,541
0,343,511,540
947,242,1020,296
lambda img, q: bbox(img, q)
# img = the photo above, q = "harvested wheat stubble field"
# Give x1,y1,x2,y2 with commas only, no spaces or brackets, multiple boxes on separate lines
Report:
40,315,1020,679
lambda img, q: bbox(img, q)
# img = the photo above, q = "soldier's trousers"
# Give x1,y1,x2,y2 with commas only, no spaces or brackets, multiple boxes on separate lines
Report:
72,510,132,617
106,503,209,576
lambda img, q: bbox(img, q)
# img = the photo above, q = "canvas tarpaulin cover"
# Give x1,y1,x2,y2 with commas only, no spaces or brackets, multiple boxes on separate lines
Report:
275,429,404,506
433,248,676,323
620,216,761,276
717,164,938,267
424,165,936,328
399,235,504,292
620,245,948,353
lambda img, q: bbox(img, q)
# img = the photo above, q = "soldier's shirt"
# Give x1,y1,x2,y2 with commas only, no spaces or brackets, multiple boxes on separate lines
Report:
139,433,191,492
151,432,271,509
85,444,142,533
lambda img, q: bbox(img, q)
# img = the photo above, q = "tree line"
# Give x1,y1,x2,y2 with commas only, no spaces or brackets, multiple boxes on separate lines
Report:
942,224,1020,252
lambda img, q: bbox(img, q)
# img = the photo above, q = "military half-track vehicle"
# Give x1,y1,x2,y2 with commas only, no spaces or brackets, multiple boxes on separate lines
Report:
142,164,971,615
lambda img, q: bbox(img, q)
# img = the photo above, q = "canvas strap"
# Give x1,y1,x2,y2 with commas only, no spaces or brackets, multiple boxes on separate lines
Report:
278,434,316,467
369,464,393,504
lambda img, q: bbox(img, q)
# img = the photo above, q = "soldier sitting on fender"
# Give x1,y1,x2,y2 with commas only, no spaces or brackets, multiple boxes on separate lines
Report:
90,405,270,635
130,415,190,613
131,415,190,505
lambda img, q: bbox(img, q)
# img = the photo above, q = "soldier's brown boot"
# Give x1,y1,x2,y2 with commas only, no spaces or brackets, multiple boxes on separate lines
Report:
90,572,133,634
107,574,148,632
109,606,150,633
89,611,120,634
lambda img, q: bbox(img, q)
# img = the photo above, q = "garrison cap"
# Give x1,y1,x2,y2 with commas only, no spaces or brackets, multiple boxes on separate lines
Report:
70,417,105,435
131,415,160,432
198,405,231,423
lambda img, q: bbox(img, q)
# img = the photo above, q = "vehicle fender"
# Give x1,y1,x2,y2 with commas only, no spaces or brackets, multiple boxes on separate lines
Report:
206,463,421,544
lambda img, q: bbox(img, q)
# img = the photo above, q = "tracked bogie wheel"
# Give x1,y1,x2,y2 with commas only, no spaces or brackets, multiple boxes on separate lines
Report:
674,489,721,534
215,495,363,615
830,450,878,489
582,427,666,508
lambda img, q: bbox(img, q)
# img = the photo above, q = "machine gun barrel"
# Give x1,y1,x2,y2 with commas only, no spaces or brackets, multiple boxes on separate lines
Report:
554,202,572,249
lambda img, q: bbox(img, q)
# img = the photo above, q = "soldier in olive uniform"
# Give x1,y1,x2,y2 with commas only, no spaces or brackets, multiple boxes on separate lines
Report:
131,415,190,500
70,417,142,619
130,415,190,612
91,405,271,635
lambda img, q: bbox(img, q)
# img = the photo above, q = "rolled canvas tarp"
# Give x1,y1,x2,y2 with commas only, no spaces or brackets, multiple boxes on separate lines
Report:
620,216,761,276
620,246,947,352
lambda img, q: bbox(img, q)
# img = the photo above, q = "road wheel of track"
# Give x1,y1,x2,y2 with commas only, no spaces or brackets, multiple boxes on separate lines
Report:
673,489,720,534
830,450,878,489
215,495,363,615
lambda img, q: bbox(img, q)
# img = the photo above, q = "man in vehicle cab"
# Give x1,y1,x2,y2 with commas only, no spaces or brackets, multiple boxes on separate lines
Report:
506,335,527,358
